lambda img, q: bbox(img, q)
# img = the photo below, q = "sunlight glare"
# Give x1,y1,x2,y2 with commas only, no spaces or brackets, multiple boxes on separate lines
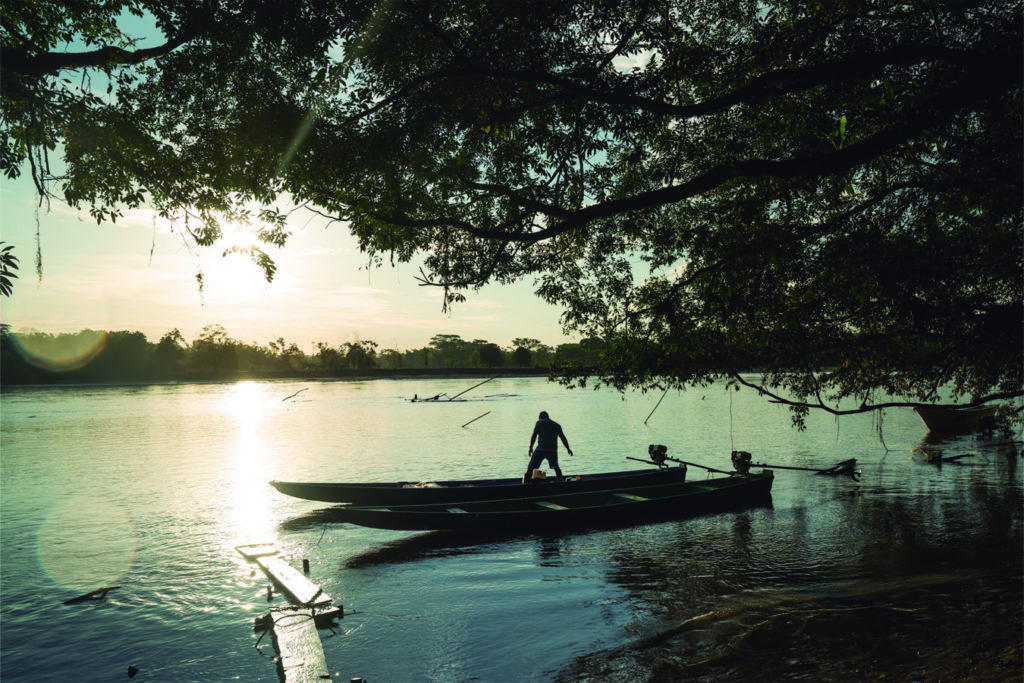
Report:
224,381,269,422
203,246,273,306
222,383,277,546
153,209,273,301
220,219,262,252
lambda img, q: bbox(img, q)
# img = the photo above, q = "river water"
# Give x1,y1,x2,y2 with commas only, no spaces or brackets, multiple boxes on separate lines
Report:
1,377,1020,682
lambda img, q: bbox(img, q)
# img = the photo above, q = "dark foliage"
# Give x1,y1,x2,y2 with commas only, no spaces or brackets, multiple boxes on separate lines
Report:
3,1,1020,423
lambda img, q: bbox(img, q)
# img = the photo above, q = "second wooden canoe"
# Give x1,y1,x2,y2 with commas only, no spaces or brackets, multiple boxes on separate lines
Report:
270,465,689,505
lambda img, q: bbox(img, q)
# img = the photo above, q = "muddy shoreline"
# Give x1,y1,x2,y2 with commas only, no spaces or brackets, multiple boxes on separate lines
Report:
564,573,1023,681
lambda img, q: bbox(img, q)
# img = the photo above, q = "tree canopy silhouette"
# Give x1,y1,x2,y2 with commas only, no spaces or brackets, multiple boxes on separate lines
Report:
3,0,1020,423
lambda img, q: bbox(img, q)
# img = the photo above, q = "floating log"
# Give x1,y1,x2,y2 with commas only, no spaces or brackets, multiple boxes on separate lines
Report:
63,586,120,605
911,448,977,464
751,458,861,480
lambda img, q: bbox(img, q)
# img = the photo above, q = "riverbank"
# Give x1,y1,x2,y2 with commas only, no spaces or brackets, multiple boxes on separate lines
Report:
0,365,552,388
563,572,1022,681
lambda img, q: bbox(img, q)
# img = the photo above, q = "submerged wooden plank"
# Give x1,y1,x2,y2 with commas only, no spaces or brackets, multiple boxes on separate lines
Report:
236,543,280,560
240,545,335,681
271,609,331,682
256,555,333,608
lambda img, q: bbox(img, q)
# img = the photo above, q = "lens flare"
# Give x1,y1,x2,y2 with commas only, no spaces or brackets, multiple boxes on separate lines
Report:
10,330,107,372
36,497,137,594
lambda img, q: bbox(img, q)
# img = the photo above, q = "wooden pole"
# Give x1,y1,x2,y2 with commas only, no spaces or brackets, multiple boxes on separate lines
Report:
461,411,491,428
282,388,308,402
448,376,497,401
627,455,732,476
754,463,833,473
666,457,734,476
644,388,670,425
626,456,663,468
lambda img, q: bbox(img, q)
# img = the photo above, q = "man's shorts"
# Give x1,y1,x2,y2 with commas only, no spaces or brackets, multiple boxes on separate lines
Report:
528,449,559,470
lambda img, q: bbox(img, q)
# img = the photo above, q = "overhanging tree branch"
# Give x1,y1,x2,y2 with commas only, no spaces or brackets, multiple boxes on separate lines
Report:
354,69,1003,253
345,45,1010,125
1,31,199,78
731,373,1024,415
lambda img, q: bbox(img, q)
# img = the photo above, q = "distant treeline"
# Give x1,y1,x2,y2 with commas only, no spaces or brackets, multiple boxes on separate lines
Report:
0,325,605,386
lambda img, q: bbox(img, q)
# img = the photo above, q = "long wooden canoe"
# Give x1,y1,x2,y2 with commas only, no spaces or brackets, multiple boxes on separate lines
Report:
913,405,997,432
270,466,689,505
327,471,774,531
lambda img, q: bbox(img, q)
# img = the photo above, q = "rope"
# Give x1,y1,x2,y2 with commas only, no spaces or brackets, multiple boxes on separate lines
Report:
729,388,735,453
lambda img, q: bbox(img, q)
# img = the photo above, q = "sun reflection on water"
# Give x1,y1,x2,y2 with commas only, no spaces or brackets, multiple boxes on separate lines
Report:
222,382,277,549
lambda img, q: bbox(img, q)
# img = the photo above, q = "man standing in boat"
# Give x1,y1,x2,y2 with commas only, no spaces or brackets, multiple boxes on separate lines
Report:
525,411,573,483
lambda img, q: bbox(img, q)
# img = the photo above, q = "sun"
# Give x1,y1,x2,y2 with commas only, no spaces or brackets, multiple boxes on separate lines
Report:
141,207,278,299
195,218,279,303
220,219,262,252
200,253,272,307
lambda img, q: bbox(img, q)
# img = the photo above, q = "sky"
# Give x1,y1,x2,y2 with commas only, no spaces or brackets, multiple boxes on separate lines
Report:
0,173,573,352
0,10,599,354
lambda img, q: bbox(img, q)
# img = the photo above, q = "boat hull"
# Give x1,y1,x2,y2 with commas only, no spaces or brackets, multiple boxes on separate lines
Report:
330,471,774,531
913,405,997,432
270,466,689,505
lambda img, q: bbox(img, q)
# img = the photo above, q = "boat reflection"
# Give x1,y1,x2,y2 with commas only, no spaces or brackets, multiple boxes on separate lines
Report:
342,530,527,569
279,495,773,570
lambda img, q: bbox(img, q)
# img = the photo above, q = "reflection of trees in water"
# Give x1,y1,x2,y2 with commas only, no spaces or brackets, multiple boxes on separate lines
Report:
278,496,773,567
559,484,1022,681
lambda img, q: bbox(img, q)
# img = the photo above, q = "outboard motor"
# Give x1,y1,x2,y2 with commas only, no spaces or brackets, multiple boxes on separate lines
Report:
648,444,669,467
731,450,752,474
